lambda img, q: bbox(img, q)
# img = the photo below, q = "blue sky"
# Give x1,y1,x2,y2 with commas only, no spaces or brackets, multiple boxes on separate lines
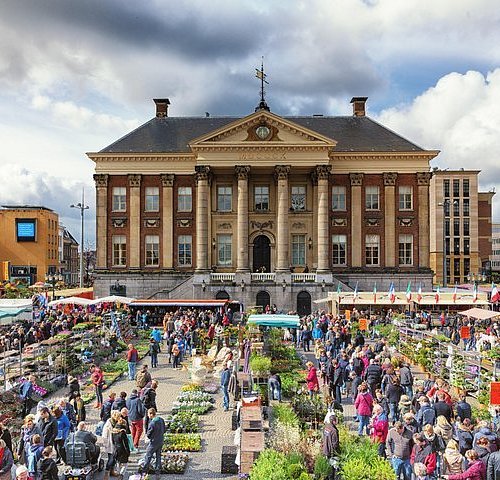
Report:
0,0,499,243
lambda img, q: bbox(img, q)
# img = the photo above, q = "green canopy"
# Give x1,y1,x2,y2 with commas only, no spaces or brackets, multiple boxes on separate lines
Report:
247,314,300,328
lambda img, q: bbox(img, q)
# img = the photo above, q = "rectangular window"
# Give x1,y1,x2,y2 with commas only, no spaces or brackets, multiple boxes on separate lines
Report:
463,198,470,217
145,235,159,266
217,186,232,212
398,234,413,266
445,219,450,237
291,186,306,211
398,186,413,210
145,187,159,212
445,258,451,285
332,235,347,265
178,187,192,212
464,238,470,255
463,179,470,197
444,202,450,217
254,186,269,211
453,219,460,236
453,179,460,198
454,238,460,255
463,219,469,238
445,238,450,256
365,234,380,266
112,187,126,212
332,186,346,211
453,258,461,278
443,179,450,198
453,201,460,217
464,258,470,276
365,186,379,210
217,234,232,266
112,235,126,266
178,235,192,266
292,235,306,265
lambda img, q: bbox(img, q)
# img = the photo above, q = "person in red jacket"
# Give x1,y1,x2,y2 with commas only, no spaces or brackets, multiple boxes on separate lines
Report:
442,449,486,480
410,433,437,478
305,361,319,398
90,364,104,408
370,404,389,457
126,344,139,381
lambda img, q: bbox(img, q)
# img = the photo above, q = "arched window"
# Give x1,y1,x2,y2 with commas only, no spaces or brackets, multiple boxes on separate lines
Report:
297,291,312,316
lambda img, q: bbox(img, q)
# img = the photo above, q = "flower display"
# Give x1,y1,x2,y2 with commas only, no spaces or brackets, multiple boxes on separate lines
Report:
163,433,202,452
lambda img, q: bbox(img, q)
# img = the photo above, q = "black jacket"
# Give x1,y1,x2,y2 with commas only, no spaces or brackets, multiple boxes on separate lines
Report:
100,398,114,422
38,457,59,480
386,383,404,404
322,423,339,457
37,415,58,446
433,401,453,422
456,400,472,421
364,364,382,385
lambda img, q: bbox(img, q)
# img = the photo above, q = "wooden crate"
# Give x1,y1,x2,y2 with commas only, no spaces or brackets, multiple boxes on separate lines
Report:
241,406,262,431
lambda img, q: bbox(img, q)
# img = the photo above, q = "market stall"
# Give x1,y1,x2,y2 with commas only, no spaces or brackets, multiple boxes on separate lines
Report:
247,314,300,328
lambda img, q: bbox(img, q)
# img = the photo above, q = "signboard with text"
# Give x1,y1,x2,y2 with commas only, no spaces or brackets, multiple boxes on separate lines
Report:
460,326,471,339
490,382,500,405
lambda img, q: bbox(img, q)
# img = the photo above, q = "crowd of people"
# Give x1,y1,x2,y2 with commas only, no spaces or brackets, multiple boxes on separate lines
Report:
298,309,500,480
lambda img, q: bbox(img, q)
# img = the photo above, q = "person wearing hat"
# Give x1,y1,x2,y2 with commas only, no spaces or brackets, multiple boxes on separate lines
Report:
15,465,28,480
67,374,80,401
221,361,232,411
398,395,413,418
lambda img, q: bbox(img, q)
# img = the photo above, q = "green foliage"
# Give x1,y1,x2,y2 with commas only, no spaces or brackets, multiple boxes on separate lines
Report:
250,354,272,374
101,359,128,373
291,394,327,426
287,463,306,479
249,449,308,480
273,404,300,428
472,405,492,422
280,372,303,398
374,324,399,345
313,455,332,479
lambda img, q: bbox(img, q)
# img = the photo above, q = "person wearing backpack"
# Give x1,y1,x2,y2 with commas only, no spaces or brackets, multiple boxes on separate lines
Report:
149,339,160,369
416,396,436,431
141,381,158,432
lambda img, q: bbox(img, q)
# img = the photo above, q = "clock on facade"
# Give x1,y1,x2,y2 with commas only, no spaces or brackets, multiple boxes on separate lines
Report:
255,125,270,140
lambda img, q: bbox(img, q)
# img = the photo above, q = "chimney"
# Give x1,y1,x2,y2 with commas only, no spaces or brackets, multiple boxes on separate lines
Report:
153,98,170,118
350,97,368,117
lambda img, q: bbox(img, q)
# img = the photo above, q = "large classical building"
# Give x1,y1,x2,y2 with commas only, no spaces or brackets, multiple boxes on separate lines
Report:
89,97,439,313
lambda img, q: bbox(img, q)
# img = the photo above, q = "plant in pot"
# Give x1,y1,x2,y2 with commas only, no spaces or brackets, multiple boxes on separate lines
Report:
249,354,271,376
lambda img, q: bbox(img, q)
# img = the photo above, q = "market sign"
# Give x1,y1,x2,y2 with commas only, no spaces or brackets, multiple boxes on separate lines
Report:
460,326,471,339
359,318,368,331
490,382,500,405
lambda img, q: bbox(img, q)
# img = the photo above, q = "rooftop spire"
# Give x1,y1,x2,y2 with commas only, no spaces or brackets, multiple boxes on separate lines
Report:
255,57,270,112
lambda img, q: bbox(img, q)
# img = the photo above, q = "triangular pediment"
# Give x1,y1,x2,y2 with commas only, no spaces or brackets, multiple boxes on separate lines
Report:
189,110,337,149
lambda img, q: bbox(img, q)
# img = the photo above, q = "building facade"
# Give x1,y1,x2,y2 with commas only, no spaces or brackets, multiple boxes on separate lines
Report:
0,206,59,284
89,98,438,312
490,223,500,277
429,171,494,286
58,224,79,285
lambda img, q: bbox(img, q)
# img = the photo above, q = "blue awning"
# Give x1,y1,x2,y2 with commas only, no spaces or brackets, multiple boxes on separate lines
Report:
247,314,300,328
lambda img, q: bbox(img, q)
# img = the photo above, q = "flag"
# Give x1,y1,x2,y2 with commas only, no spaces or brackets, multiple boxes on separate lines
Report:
405,281,412,303
492,283,500,303
373,283,377,303
417,283,422,303
337,282,341,294
353,282,358,302
473,283,478,303
453,284,458,303
435,285,440,304
389,282,396,304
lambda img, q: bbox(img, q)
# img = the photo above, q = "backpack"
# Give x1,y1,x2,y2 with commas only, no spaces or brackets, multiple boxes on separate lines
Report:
140,387,154,408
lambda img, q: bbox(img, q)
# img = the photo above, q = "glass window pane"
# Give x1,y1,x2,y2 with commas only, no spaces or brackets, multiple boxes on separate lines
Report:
112,235,126,266
398,234,413,266
255,186,269,211
453,179,460,197
443,179,450,198
291,186,306,211
365,186,379,210
462,179,469,197
178,235,192,266
112,187,126,212
292,235,306,265
398,186,412,210
178,187,192,212
332,234,347,265
217,234,232,266
463,199,470,217
145,187,159,212
332,186,346,211
217,186,232,212
145,235,159,266
365,234,379,265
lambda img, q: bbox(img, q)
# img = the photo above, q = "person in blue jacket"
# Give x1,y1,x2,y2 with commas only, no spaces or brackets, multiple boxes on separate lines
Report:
140,408,166,478
52,406,70,463
150,327,162,344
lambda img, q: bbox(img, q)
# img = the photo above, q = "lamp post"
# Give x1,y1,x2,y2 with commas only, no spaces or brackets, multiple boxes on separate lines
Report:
45,273,62,299
70,190,89,288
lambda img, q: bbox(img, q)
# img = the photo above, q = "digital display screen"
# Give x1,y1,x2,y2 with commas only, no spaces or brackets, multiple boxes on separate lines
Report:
16,219,36,242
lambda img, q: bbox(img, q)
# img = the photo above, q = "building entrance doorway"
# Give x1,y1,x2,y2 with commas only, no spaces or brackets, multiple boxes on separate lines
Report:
253,235,271,273
256,291,270,310
297,291,311,316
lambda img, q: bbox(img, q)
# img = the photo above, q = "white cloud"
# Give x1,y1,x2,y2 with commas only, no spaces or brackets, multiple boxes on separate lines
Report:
377,69,500,220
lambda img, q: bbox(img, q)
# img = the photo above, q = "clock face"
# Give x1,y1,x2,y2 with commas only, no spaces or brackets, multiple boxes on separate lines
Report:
255,125,270,140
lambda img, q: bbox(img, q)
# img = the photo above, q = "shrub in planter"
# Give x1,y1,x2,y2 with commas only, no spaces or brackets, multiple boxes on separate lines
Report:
273,404,300,428
249,354,271,375
249,449,307,480
181,384,203,392
313,455,332,480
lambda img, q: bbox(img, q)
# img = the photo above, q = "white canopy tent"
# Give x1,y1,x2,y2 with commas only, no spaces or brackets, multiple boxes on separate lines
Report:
458,307,500,321
48,296,94,307
91,295,136,305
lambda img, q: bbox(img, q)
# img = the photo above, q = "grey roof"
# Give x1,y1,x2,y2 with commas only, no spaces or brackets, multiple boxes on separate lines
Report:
99,115,424,154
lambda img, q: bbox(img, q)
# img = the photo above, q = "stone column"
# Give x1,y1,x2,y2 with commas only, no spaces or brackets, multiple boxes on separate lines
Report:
417,172,432,268
350,173,364,267
275,165,290,272
195,166,211,272
160,174,175,269
128,174,141,268
93,174,108,269
316,165,331,272
235,165,250,272
384,172,398,267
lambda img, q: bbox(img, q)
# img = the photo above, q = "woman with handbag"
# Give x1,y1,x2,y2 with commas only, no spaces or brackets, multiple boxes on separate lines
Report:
305,361,320,398
112,418,130,480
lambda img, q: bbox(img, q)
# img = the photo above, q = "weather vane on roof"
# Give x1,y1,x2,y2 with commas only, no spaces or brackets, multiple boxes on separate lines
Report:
255,57,270,112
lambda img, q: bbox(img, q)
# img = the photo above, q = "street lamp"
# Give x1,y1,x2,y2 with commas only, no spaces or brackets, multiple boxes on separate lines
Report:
70,190,89,288
45,273,63,299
